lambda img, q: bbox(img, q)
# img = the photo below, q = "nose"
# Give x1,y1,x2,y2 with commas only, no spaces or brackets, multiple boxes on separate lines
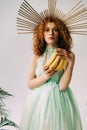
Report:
49,29,54,36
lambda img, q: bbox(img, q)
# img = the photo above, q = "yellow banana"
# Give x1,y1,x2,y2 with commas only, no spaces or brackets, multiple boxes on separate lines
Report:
44,50,68,71
55,58,65,71
49,55,61,69
62,59,68,70
44,52,57,70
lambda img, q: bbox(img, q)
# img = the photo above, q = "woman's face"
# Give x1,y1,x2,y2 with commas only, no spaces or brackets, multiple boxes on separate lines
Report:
44,22,59,47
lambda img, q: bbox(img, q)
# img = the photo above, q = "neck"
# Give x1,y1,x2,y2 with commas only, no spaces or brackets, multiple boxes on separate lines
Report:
46,44,57,48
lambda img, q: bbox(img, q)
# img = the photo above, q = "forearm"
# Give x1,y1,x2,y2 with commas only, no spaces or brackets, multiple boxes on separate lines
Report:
59,63,74,91
27,74,48,89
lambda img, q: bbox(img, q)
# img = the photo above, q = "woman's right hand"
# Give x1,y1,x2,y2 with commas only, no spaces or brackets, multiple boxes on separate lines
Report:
42,68,57,80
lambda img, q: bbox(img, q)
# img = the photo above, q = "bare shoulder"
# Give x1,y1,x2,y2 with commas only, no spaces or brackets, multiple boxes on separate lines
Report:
27,54,40,77
31,54,40,63
30,54,40,66
33,54,40,60
70,51,75,59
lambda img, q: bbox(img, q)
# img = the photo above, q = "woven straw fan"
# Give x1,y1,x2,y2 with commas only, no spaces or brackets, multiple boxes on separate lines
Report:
16,0,87,35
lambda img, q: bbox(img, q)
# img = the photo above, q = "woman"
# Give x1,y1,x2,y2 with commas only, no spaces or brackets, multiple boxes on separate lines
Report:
19,17,82,130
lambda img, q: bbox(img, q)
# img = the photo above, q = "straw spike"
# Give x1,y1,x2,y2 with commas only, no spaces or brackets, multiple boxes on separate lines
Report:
65,14,87,25
18,3,40,23
24,0,42,19
64,8,86,21
18,10,39,24
20,4,41,23
48,0,57,16
55,9,65,19
22,1,42,21
17,18,38,26
66,17,87,26
70,31,87,35
62,0,83,19
68,23,87,28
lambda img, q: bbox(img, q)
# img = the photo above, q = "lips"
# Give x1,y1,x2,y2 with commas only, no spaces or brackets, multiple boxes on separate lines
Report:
48,37,55,40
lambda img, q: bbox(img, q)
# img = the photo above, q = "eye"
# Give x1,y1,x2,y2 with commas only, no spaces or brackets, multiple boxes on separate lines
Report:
44,28,50,32
53,28,58,32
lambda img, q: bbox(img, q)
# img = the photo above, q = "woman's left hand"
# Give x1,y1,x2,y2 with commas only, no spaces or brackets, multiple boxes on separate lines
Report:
54,48,75,66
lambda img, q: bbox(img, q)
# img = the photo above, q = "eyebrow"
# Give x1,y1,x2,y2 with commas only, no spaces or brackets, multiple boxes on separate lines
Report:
45,26,57,29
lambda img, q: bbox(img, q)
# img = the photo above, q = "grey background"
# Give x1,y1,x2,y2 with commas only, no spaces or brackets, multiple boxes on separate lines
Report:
0,0,87,129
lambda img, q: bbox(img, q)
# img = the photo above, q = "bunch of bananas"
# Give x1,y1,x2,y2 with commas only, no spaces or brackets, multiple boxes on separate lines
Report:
44,51,68,71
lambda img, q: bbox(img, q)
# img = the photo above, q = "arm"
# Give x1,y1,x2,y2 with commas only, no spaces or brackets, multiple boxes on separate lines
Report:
54,48,75,91
59,52,75,90
27,54,57,89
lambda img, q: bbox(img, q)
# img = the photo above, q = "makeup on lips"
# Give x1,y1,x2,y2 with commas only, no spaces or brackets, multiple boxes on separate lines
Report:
48,37,55,40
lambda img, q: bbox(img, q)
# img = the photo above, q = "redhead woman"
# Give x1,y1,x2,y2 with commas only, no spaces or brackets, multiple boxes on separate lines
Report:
19,17,82,130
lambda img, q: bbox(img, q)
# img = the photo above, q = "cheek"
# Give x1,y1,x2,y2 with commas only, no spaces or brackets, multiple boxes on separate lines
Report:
44,32,48,40
55,32,59,40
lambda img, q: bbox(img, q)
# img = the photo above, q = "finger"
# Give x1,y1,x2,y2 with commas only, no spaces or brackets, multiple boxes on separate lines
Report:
54,49,67,56
60,50,69,57
54,50,65,57
54,48,62,53
46,68,53,73
54,48,65,52
43,65,49,71
49,69,57,76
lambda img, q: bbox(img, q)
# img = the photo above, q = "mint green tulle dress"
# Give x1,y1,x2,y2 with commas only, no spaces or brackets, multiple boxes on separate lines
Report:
19,45,82,130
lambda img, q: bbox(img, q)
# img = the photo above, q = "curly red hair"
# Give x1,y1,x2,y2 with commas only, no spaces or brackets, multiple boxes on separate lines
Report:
33,17,73,56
